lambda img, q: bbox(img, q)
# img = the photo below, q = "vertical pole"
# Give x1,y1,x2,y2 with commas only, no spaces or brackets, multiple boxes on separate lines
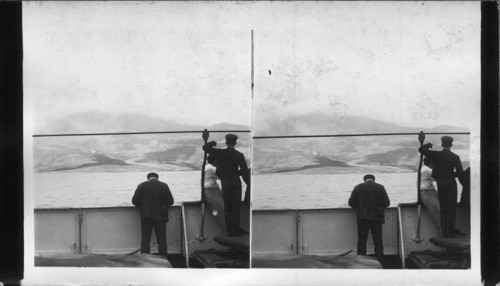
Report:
78,209,83,253
414,131,425,242
251,29,254,99
293,212,298,254
398,206,406,269
197,130,209,241
181,204,190,267
249,29,255,265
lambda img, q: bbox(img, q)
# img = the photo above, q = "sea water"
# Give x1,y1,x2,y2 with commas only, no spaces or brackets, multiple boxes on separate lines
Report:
253,173,422,209
33,171,463,209
33,171,203,209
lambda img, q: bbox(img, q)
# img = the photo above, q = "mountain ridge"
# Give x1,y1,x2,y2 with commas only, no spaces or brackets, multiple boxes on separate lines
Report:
35,112,250,135
254,113,468,136
33,112,469,174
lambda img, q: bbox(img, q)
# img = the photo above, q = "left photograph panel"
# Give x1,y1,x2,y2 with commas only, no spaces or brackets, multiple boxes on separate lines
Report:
24,2,251,269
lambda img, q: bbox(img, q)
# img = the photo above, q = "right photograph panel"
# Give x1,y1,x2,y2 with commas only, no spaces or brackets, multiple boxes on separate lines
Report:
250,1,479,270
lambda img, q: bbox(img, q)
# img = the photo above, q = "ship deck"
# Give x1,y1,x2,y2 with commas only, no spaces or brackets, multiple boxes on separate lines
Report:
35,253,173,268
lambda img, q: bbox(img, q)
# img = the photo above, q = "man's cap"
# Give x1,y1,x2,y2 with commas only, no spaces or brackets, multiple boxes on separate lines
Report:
225,134,238,141
363,174,375,181
147,172,159,179
441,136,454,144
225,133,238,144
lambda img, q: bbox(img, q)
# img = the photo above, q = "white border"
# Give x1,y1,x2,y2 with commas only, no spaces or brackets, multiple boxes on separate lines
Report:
22,1,483,285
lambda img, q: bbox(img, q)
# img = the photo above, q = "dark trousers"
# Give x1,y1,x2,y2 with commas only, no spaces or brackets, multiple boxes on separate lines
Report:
221,177,242,236
357,219,384,265
140,218,168,255
437,179,458,238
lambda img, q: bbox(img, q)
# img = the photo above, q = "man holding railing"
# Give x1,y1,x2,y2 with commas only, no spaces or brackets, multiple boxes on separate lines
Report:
203,134,249,237
418,135,463,238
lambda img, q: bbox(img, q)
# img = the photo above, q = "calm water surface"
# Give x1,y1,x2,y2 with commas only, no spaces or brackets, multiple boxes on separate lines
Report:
34,171,463,209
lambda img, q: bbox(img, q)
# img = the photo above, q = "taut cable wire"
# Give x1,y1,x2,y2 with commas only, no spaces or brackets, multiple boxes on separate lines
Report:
33,130,251,138
252,132,470,140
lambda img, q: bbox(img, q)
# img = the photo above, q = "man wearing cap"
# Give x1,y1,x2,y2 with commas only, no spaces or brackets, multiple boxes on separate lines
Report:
348,174,390,267
418,135,463,238
202,134,249,236
132,172,174,256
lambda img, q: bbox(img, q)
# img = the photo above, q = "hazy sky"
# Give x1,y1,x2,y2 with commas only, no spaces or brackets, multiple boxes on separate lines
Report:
24,2,253,127
24,1,480,131
252,1,480,130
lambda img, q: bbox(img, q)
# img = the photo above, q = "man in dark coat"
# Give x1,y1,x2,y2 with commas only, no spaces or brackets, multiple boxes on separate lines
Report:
348,174,390,266
203,134,249,236
418,135,463,238
132,172,174,256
